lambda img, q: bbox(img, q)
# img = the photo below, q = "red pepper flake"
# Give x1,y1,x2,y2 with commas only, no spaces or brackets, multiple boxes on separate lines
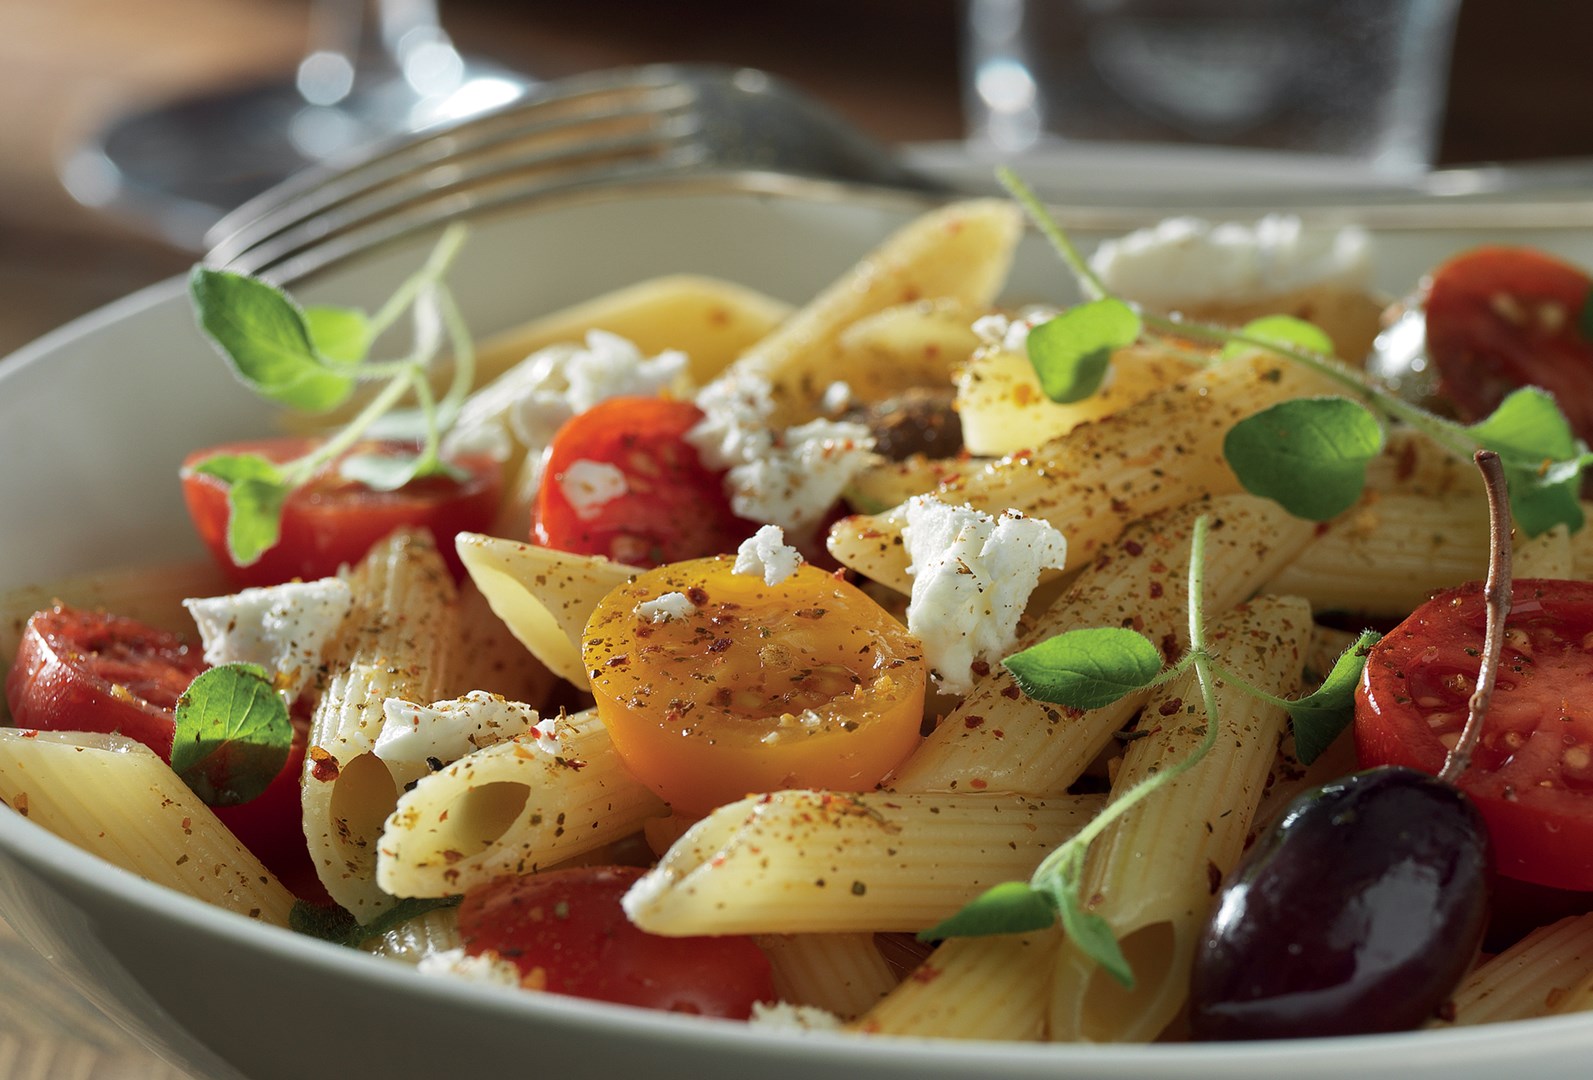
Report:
1148,581,1164,599
686,586,709,605
911,963,943,984
964,715,985,729
605,655,630,667
1159,697,1184,716
1122,539,1144,556
1001,684,1022,700
308,746,340,783
969,777,988,790
11,792,28,817
708,637,733,653
970,659,991,678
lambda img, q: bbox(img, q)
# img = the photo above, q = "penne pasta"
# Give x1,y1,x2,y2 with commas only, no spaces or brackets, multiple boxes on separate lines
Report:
854,931,1059,1042
1440,913,1593,1025
625,789,1104,936
0,730,294,925
757,933,901,1020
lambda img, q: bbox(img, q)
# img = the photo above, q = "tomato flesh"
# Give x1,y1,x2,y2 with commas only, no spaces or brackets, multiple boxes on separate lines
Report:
182,437,501,588
1356,579,1593,890
458,866,774,1018
534,396,756,566
584,557,926,817
1424,246,1593,442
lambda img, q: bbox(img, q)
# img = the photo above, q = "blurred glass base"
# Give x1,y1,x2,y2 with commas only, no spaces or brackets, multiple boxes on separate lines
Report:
964,0,1461,177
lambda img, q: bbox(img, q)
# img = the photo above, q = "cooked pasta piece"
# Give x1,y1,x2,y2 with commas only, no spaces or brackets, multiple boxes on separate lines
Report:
303,529,458,922
854,931,1059,1042
445,578,559,706
1439,913,1593,1025
456,532,639,685
757,933,901,1020
829,353,1340,594
377,708,665,898
888,494,1315,796
1047,595,1312,1043
725,199,1023,420
0,730,294,925
625,790,1103,936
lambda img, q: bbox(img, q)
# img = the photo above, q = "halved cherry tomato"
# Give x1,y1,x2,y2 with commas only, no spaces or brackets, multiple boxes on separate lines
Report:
1356,579,1593,891
584,557,926,817
5,605,322,898
534,396,756,567
181,437,501,589
458,866,774,1018
1424,247,1593,442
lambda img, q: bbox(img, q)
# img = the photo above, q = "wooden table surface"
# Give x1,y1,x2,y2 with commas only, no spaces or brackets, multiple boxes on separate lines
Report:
2,1,1592,1076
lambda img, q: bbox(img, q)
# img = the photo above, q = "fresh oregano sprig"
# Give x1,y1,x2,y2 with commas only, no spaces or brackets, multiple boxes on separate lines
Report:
921,514,1378,985
186,226,477,566
998,167,1593,535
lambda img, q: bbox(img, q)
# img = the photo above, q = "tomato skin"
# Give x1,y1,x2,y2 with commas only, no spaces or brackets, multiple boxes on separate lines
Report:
458,866,774,1018
584,557,926,817
182,437,501,589
1424,247,1593,442
5,605,324,899
1355,579,1593,891
534,397,756,567
5,606,206,757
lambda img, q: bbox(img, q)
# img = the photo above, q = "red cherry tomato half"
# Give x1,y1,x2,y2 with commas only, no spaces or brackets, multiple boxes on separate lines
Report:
5,605,323,899
1356,579,1593,891
6,606,206,756
182,437,501,589
458,866,775,1018
1424,247,1593,442
534,396,756,567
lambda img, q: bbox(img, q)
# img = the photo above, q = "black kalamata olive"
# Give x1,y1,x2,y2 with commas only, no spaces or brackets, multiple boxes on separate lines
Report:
843,387,963,461
1188,766,1491,1041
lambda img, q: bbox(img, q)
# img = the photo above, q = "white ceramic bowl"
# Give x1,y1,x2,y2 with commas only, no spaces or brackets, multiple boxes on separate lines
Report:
5,176,1593,1080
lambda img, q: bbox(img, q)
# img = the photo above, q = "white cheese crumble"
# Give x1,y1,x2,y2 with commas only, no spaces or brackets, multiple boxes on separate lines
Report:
748,1001,846,1032
686,372,875,534
971,306,1059,353
1088,215,1372,309
415,947,523,988
901,495,1069,696
733,524,805,586
373,691,544,770
556,458,629,520
442,329,687,470
183,578,354,701
634,591,699,624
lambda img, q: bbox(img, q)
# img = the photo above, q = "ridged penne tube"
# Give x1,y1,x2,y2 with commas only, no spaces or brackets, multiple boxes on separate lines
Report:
888,495,1316,796
727,199,1022,417
377,708,666,897
956,341,1202,458
0,730,294,926
757,933,901,1020
853,931,1059,1042
1437,913,1593,1026
445,578,559,707
624,790,1103,936
1170,280,1386,365
1362,429,1485,498
456,532,639,685
362,904,465,964
828,353,1340,594
304,529,457,922
1048,595,1312,1043
1263,492,1490,616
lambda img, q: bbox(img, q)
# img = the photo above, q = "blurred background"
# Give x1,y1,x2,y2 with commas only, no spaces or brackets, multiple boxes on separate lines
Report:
2,0,1592,362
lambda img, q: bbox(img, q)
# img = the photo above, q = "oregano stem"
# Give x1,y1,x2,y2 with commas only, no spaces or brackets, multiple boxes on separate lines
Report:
369,224,468,338
1437,450,1513,785
998,168,1112,302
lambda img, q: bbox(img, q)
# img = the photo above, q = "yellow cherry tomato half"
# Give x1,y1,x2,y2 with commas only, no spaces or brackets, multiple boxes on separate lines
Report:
583,557,926,817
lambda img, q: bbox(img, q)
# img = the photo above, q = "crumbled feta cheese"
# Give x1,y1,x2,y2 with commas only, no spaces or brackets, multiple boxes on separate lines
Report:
733,524,805,586
686,373,875,533
374,691,542,770
634,591,698,624
749,1001,846,1032
442,329,686,468
821,380,854,415
416,947,523,988
902,496,1069,696
971,306,1059,352
183,578,354,701
1089,215,1372,309
557,458,628,520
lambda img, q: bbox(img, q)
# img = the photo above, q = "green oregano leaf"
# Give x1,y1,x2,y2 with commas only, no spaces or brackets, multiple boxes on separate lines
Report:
1003,627,1165,710
170,663,293,807
919,881,1057,941
1223,397,1385,521
290,895,462,947
1026,298,1142,404
1056,883,1133,988
226,477,292,567
190,268,357,413
303,305,374,366
1221,315,1334,360
1467,387,1588,537
1288,630,1381,765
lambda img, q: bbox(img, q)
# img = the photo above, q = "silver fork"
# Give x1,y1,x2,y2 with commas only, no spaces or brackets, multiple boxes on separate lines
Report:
202,64,951,283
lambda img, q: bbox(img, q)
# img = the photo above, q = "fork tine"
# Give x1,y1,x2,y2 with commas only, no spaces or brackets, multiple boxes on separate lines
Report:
205,75,695,266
